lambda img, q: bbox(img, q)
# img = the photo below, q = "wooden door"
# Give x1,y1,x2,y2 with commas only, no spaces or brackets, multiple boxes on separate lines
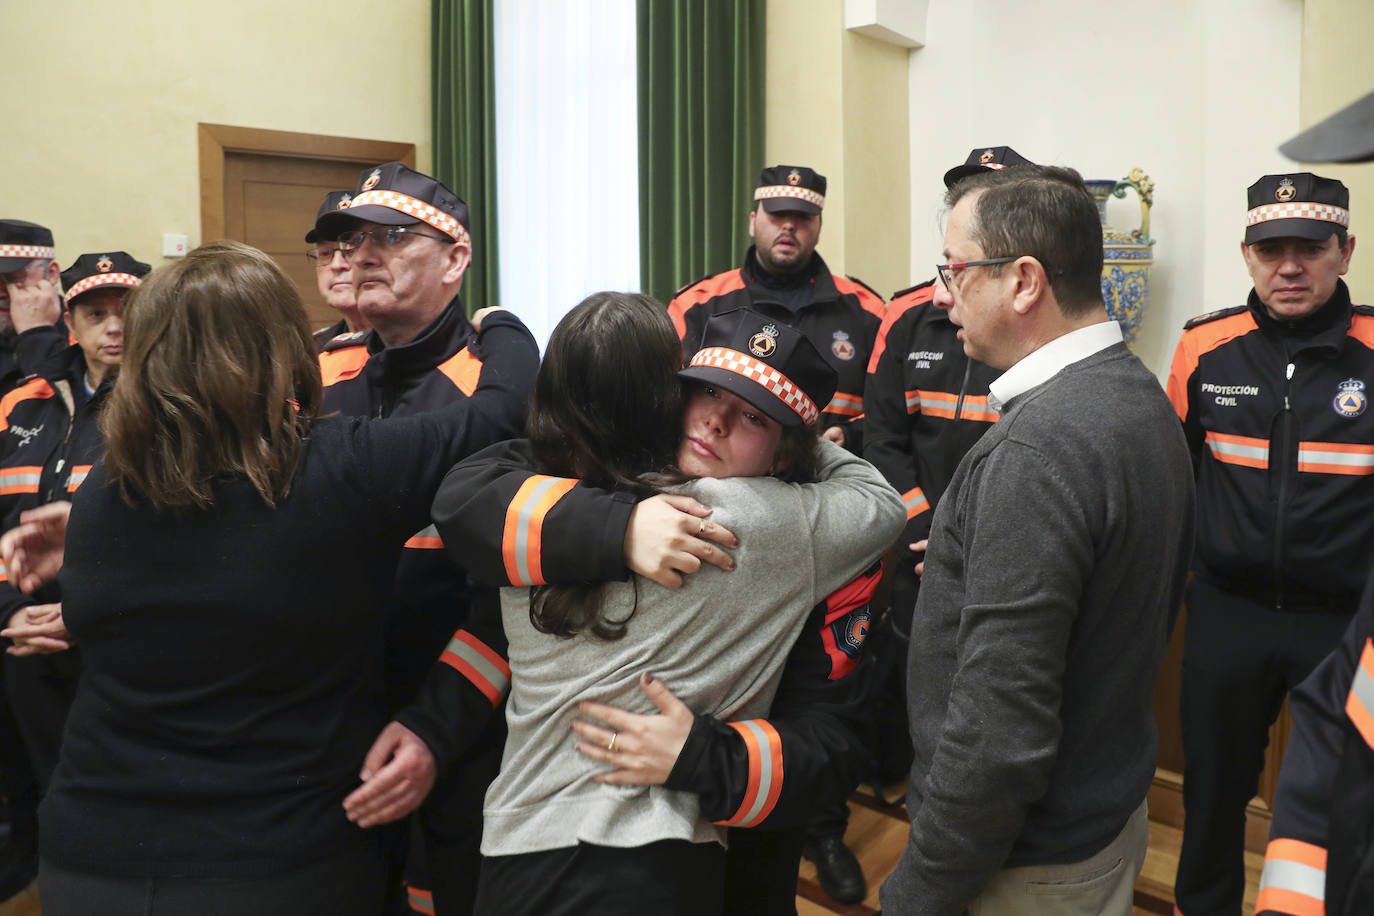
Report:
198,124,415,333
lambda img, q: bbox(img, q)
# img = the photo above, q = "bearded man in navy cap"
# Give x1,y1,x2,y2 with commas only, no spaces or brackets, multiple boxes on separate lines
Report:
0,220,70,395
314,162,538,916
1167,172,1371,916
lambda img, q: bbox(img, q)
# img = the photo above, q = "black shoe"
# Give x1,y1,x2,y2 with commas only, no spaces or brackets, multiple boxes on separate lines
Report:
803,834,867,905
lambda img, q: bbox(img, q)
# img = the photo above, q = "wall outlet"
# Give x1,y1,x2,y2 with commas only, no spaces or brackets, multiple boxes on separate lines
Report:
162,233,189,258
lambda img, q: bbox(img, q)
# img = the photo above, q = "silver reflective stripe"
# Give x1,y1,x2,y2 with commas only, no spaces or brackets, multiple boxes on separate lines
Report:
1300,446,1374,469
412,524,440,540
1352,660,1374,728
1207,438,1269,463
512,477,562,585
736,720,778,826
905,392,920,411
1257,858,1325,901
916,394,954,412
446,636,510,696
0,472,40,489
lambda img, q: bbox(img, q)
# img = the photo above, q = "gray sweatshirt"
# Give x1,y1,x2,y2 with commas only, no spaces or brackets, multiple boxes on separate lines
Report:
480,439,905,856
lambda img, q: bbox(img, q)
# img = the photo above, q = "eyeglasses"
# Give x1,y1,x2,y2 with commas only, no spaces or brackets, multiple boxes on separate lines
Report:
935,257,1020,290
305,245,344,265
337,226,453,253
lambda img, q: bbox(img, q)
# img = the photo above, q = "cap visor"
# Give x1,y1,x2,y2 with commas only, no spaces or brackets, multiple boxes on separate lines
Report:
759,197,821,215
679,365,803,427
1280,90,1374,163
943,164,986,188
0,257,31,273
1245,219,1341,245
313,205,421,241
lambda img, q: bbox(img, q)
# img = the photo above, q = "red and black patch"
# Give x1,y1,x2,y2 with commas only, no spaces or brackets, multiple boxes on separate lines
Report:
820,561,882,680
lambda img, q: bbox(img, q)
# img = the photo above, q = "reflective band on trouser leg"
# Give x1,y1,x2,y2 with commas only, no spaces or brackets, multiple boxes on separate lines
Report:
439,631,511,707
1346,638,1374,750
406,885,435,915
1255,838,1326,916
714,720,783,828
501,476,577,586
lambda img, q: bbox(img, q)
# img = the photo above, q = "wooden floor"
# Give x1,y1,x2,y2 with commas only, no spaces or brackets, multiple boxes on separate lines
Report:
0,788,1262,916
793,781,1264,916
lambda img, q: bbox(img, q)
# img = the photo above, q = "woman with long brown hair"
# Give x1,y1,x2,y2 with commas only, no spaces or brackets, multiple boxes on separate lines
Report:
1,240,536,915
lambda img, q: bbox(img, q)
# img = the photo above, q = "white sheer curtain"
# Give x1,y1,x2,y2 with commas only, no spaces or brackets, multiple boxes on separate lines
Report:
494,0,641,352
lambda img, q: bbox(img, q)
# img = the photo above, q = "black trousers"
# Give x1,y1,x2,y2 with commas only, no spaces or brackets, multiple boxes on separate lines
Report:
39,844,388,916
1175,577,1351,916
5,648,80,792
474,839,724,916
723,827,805,916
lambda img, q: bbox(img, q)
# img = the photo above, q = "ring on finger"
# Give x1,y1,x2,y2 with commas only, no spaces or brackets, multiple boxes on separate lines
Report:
698,517,707,535
607,732,618,752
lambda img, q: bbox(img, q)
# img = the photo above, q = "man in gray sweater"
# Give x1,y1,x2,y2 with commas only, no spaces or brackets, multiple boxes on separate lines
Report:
880,166,1195,916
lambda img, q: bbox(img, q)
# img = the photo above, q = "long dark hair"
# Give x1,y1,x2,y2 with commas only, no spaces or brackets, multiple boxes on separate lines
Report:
102,241,322,510
526,292,685,640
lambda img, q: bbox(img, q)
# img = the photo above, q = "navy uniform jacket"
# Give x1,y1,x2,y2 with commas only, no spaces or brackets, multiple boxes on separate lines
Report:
668,248,885,450
322,299,537,748
1166,280,1374,609
0,344,111,623
862,280,999,556
1257,581,1374,915
0,323,68,398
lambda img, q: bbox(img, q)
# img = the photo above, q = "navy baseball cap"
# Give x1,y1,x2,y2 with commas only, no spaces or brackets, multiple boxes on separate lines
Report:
755,165,827,215
0,220,56,273
60,252,151,307
680,307,836,427
315,162,471,246
1244,173,1350,244
305,191,355,243
943,146,1036,188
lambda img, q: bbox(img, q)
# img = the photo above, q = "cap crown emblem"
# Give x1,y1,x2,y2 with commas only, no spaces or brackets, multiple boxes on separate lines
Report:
749,324,779,357
96,256,113,273
361,170,382,192
979,149,995,163
1276,177,1296,202
336,194,352,209
787,170,801,186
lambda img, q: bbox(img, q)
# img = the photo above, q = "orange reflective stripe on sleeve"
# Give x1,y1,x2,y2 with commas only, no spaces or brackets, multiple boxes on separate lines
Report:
902,486,929,520
1298,440,1374,476
868,284,933,372
907,390,998,423
319,346,369,387
405,885,436,915
1255,838,1327,916
438,630,511,707
714,719,783,827
0,378,56,433
0,558,8,583
826,392,863,417
666,270,746,341
436,347,482,396
1346,638,1374,751
403,524,444,550
66,465,92,493
501,476,579,586
0,466,42,496
1205,430,1270,470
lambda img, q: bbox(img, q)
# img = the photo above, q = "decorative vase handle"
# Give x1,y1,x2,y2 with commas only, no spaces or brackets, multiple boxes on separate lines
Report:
1111,168,1154,245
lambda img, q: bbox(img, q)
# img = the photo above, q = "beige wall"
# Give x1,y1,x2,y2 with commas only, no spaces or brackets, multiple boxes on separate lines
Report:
1301,0,1374,301
3,0,430,270
765,0,911,299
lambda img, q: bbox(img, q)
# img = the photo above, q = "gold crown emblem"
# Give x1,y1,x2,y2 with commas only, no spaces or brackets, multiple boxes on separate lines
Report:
787,170,801,186
361,170,382,192
336,194,353,209
1276,177,1296,202
95,256,113,272
979,149,995,164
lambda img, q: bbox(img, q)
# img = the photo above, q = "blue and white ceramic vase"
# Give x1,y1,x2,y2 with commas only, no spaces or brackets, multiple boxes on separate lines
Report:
1085,169,1155,346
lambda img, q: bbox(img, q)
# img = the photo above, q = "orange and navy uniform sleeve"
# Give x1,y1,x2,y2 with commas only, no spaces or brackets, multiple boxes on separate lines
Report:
1166,309,1256,468
863,284,936,544
663,564,879,829
430,440,633,590
395,587,510,771
667,270,746,352
1257,599,1374,915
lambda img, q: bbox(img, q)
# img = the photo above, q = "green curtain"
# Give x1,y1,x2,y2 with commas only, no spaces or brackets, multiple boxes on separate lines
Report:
638,0,766,304
432,0,499,313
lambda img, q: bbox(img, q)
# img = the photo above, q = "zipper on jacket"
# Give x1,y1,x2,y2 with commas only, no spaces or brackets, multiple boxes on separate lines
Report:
953,359,973,421
1272,360,1296,611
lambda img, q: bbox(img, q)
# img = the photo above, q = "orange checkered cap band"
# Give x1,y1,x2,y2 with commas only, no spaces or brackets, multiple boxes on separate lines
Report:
1246,202,1351,228
64,273,141,305
754,186,825,209
348,190,471,245
0,245,55,261
689,346,819,425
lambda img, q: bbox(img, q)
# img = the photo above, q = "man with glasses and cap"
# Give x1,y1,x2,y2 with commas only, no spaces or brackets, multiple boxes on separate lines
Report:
305,190,372,351
861,146,1030,793
312,162,538,916
1167,172,1370,916
0,220,73,396
669,164,885,904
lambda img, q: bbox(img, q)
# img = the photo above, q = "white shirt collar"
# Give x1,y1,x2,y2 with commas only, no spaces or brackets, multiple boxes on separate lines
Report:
987,320,1123,413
